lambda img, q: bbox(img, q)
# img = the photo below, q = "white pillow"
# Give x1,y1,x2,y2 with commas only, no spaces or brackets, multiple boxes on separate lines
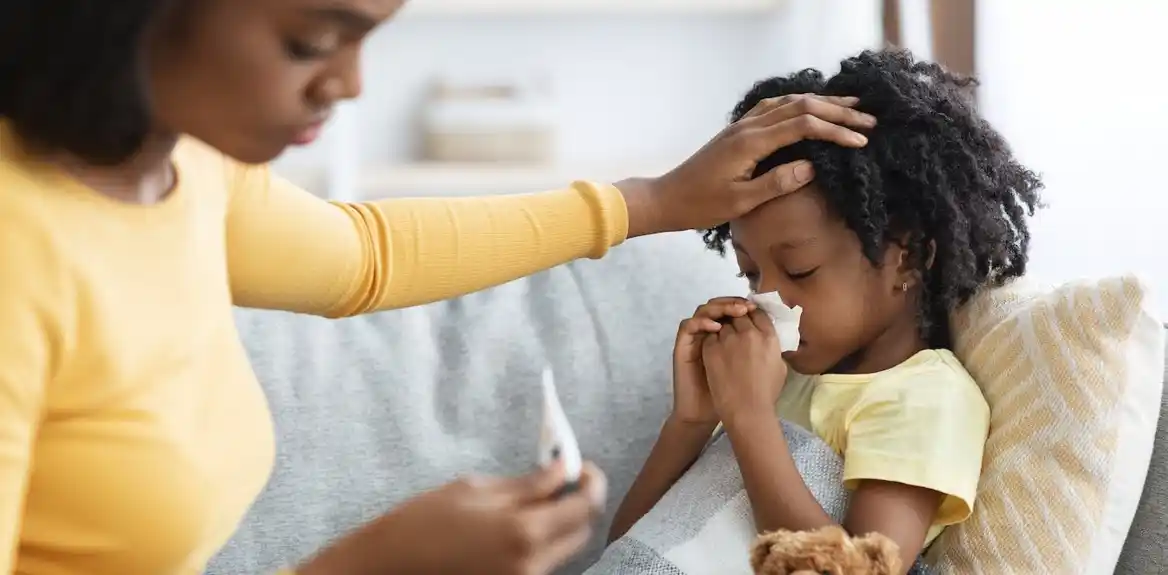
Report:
930,274,1164,573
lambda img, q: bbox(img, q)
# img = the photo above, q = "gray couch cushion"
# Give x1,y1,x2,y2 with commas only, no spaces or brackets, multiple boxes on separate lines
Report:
1114,330,1168,574
206,232,746,575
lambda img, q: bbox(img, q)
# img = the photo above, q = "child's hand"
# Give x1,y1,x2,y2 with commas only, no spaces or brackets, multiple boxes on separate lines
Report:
701,308,788,423
672,297,756,425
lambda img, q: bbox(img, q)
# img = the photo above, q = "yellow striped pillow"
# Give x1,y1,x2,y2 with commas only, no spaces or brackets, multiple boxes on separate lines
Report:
931,275,1164,574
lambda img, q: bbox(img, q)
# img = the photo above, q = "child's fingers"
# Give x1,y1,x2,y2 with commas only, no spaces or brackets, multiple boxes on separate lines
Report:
693,297,756,321
746,308,777,336
678,317,723,337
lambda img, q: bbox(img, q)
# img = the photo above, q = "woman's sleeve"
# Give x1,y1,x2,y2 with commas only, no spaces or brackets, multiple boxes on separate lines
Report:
225,164,629,317
0,221,58,573
841,366,991,526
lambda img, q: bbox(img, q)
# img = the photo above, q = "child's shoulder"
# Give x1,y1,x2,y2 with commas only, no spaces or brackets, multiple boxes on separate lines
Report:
865,349,988,412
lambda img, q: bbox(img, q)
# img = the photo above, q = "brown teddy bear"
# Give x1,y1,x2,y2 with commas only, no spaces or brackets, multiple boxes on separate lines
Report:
750,525,902,575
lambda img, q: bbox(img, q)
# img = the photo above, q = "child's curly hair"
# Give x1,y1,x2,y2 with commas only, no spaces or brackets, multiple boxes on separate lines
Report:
703,50,1043,348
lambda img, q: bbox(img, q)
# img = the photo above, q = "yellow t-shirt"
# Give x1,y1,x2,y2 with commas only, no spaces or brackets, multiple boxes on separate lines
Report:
0,124,628,574
776,349,990,546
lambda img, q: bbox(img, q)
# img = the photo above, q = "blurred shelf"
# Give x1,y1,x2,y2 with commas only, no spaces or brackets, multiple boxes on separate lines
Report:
358,162,673,197
396,0,783,17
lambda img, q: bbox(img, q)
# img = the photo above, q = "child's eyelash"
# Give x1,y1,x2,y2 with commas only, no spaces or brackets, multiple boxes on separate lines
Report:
786,267,819,280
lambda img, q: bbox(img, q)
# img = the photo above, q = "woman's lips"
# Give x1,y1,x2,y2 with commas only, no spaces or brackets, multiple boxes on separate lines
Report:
291,122,324,146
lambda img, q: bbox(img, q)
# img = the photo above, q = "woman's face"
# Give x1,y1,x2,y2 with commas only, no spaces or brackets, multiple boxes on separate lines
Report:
147,0,404,164
729,185,912,375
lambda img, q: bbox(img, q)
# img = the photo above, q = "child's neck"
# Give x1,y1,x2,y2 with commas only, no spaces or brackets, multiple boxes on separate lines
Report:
831,318,928,375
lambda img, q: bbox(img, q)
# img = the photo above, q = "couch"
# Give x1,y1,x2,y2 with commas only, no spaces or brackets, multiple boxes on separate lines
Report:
206,231,1167,574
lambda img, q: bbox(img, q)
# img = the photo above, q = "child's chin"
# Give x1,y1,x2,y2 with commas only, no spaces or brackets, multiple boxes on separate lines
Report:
783,350,819,376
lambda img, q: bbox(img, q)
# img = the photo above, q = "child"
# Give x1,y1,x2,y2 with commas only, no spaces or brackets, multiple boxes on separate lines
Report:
603,50,1042,574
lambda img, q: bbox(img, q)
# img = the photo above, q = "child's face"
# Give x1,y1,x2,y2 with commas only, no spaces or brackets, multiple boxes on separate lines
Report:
729,185,914,375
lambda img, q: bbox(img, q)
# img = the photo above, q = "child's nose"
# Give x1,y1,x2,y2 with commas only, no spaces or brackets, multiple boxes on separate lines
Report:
756,274,780,295
756,275,797,307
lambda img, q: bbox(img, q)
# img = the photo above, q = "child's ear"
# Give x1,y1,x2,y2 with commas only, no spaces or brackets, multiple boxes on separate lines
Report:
923,239,937,271
888,237,934,291
881,242,913,293
909,239,938,289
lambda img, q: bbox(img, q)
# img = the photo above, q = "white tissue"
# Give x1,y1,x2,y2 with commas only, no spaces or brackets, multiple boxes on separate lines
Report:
538,367,582,482
749,291,803,352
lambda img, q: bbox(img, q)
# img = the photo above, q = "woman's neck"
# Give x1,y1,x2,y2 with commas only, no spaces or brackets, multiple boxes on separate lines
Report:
53,130,181,205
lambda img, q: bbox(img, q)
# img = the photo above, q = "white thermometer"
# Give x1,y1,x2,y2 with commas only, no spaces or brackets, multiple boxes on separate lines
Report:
538,367,582,492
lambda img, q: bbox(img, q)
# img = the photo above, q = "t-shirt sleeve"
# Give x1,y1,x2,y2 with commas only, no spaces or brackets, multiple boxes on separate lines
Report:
841,363,990,525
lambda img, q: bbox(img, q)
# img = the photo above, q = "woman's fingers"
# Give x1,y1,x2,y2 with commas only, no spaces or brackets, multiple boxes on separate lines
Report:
745,93,876,131
756,160,817,197
756,112,870,152
736,95,874,159
740,94,860,120
520,489,595,542
517,462,607,571
495,462,569,506
723,95,875,203
532,521,595,574
576,461,608,512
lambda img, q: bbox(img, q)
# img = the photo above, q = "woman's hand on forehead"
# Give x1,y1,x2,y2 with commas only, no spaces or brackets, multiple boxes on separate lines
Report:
619,94,875,238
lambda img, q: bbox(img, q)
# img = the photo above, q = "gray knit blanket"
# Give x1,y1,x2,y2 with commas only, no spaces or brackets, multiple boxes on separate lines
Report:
587,421,929,574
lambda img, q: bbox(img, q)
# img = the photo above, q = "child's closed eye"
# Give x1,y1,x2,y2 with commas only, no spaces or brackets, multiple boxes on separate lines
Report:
785,267,819,281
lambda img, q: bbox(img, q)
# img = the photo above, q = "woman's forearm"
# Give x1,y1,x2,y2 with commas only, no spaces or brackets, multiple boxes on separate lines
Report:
353,183,629,312
608,417,715,543
227,171,631,317
722,411,834,534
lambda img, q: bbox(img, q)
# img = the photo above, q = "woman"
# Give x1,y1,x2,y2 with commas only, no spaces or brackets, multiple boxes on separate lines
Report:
0,0,874,573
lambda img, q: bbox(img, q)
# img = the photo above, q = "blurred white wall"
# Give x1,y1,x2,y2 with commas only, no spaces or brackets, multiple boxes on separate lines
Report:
273,0,881,191
976,1,1168,306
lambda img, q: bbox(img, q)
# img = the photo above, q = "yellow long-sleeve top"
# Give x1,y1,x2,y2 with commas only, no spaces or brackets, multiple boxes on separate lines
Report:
0,124,629,574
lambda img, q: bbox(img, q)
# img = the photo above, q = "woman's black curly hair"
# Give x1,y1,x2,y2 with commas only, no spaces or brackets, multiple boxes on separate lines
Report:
703,50,1043,348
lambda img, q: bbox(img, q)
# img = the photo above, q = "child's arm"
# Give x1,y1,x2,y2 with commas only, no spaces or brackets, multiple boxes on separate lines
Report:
607,417,715,543
844,480,945,567
722,413,837,532
608,297,758,543
723,413,943,572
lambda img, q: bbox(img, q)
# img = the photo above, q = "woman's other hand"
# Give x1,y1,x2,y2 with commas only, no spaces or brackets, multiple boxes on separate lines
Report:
618,94,876,238
297,462,607,575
